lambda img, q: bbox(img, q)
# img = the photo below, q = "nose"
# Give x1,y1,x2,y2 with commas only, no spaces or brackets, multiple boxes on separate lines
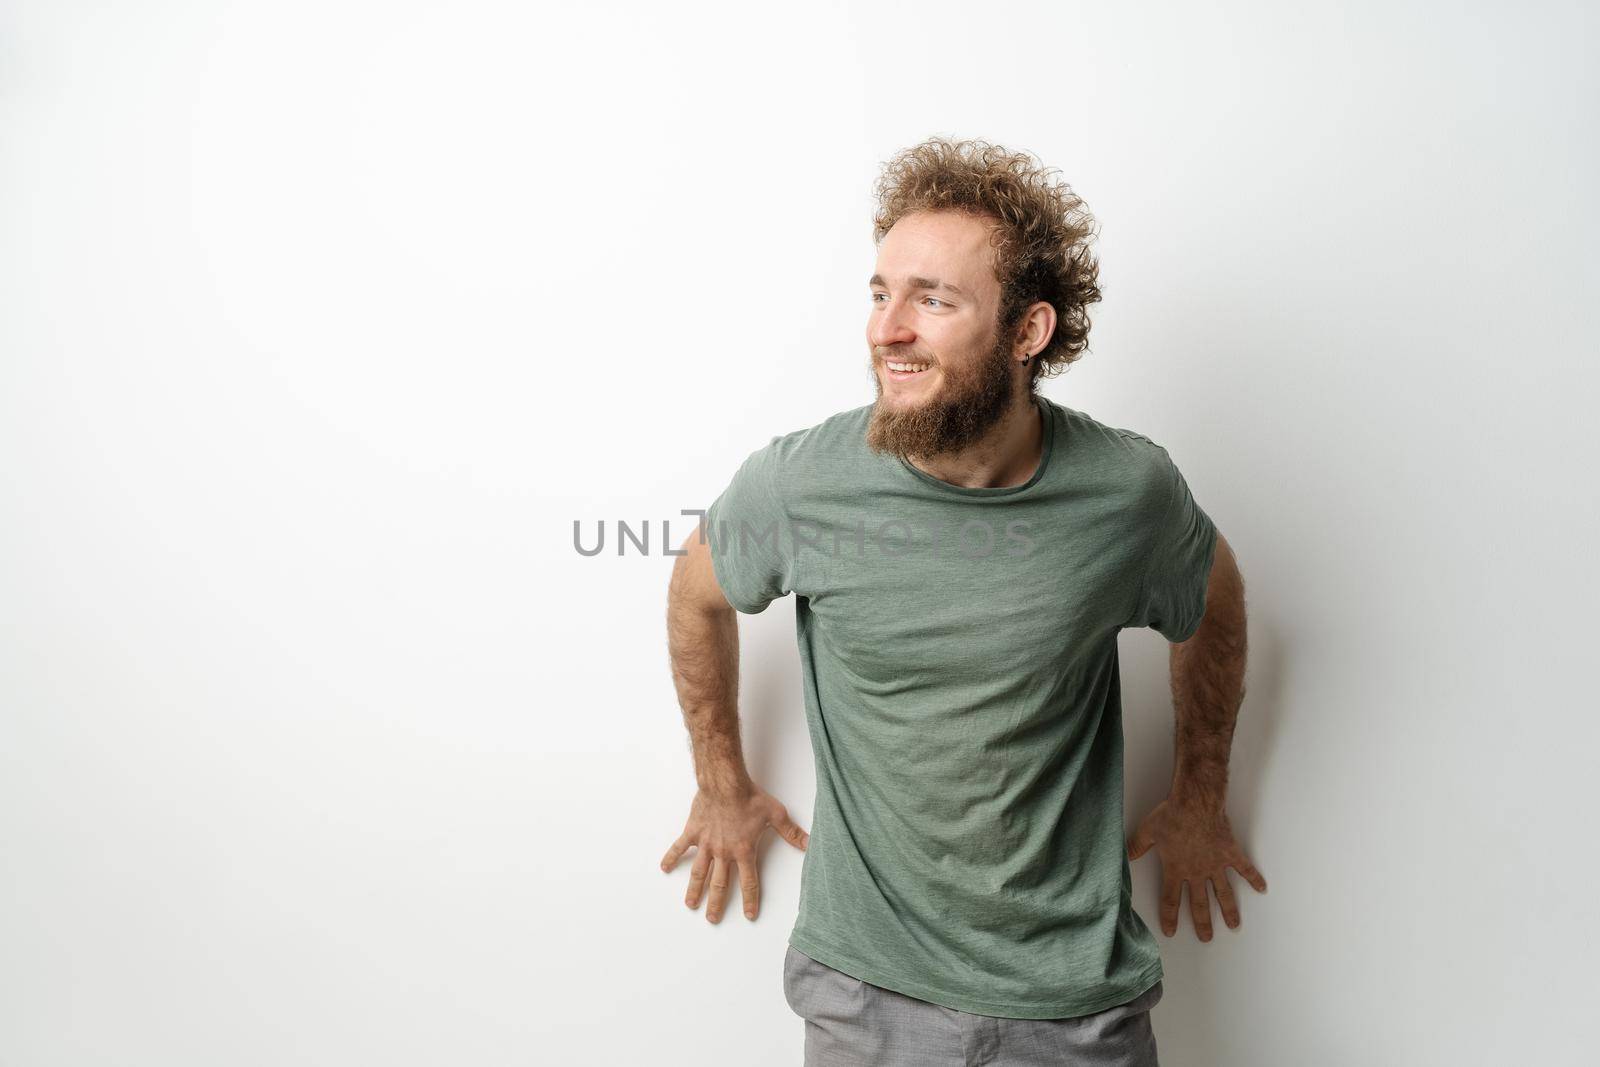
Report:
868,296,916,350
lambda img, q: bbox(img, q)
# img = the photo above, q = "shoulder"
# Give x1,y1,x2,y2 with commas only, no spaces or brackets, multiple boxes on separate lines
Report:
1047,399,1177,492
738,403,875,482
761,403,873,456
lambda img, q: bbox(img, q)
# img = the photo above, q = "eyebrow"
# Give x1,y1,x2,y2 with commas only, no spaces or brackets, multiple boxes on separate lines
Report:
869,273,966,297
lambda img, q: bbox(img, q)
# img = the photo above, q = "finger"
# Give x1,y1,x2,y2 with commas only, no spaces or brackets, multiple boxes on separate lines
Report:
1212,871,1241,929
1228,852,1268,894
739,851,761,920
1188,879,1214,942
1159,865,1182,937
706,854,732,924
661,831,695,873
772,809,810,852
685,850,711,909
1127,822,1155,861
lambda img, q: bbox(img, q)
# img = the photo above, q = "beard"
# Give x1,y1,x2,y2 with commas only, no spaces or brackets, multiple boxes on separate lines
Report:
865,328,1018,460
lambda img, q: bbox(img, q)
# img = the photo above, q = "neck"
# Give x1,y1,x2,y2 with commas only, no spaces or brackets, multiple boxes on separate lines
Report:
906,392,1044,489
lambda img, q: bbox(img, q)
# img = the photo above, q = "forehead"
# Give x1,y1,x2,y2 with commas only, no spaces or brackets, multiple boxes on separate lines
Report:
873,210,998,294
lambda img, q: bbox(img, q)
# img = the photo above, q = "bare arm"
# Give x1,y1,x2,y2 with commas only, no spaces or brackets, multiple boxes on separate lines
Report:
659,524,809,923
1171,529,1249,811
665,524,754,801
1128,531,1269,940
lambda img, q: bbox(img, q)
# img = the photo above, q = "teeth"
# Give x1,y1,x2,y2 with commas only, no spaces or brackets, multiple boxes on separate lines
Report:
887,361,930,372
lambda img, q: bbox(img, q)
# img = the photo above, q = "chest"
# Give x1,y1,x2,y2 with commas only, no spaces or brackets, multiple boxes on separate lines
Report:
793,506,1142,688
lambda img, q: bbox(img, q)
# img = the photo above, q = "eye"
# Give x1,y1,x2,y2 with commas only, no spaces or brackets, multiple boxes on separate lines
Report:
923,297,945,308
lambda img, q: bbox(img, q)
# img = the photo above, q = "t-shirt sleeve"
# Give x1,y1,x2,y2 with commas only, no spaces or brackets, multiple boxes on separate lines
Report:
704,440,797,614
1127,449,1219,642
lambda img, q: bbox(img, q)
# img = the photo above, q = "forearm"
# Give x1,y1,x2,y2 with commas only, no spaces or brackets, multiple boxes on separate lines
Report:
666,576,754,801
1168,535,1248,812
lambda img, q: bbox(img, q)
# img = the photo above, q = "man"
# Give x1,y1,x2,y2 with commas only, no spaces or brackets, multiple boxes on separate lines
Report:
661,137,1266,1066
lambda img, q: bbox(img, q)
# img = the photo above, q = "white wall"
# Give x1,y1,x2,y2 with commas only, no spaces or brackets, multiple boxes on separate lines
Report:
2,1,1594,1064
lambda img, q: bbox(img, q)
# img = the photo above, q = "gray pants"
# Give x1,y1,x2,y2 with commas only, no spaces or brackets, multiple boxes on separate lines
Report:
783,945,1163,1067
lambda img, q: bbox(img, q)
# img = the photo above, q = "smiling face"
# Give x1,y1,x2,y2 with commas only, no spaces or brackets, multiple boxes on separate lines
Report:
864,210,1021,459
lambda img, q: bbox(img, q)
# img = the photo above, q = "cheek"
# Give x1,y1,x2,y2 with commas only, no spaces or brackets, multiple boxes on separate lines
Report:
938,318,985,352
929,328,983,369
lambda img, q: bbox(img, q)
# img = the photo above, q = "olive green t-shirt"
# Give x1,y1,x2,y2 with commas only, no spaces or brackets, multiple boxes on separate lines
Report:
704,394,1218,1020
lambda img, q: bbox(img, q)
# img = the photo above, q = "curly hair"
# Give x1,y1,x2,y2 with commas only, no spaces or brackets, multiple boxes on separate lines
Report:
871,136,1102,383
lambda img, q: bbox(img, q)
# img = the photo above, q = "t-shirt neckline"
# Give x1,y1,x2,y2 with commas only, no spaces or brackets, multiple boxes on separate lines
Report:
893,395,1057,498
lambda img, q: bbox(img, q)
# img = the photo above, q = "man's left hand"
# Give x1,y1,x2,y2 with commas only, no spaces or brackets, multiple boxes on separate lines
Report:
1128,795,1267,941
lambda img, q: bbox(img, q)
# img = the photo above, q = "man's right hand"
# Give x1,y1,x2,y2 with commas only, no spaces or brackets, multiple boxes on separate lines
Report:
660,785,809,923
